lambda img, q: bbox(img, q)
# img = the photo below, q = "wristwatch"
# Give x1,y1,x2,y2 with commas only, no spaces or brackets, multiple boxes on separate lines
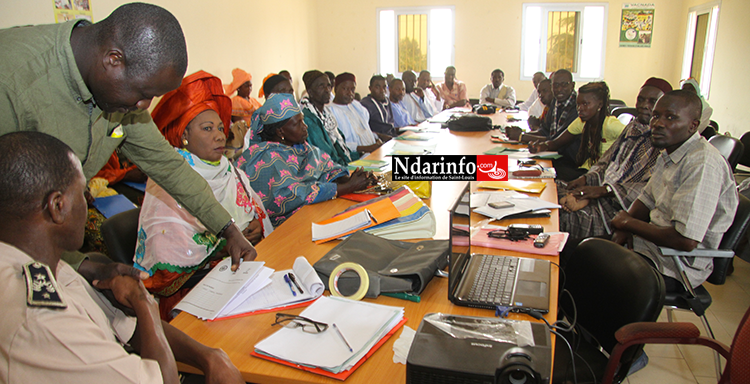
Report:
216,218,235,239
604,184,613,195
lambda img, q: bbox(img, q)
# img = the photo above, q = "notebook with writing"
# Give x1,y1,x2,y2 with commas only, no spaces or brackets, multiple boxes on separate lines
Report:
448,183,551,313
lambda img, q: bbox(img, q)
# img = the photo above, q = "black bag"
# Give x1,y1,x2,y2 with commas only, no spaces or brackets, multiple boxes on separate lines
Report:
446,114,493,131
473,104,497,115
313,231,449,298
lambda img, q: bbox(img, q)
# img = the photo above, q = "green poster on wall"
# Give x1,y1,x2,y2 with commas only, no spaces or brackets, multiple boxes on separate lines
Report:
620,3,654,48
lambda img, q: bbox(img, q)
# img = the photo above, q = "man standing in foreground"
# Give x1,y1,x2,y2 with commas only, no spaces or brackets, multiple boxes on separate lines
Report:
610,90,738,288
0,3,255,277
0,132,244,383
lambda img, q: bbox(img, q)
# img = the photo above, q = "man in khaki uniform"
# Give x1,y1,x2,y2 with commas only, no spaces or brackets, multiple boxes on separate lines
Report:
0,3,254,279
0,132,244,383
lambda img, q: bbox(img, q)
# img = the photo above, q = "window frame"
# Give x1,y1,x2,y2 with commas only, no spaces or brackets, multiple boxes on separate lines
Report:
680,1,720,99
377,6,456,78
520,2,608,82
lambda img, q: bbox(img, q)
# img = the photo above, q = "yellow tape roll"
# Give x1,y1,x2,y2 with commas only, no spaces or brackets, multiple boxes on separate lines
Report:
329,262,369,301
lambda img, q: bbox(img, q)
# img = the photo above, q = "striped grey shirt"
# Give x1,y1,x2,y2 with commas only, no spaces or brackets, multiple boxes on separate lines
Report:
633,133,738,288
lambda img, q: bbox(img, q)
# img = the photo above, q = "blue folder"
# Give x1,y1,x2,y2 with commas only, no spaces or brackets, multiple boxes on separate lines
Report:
92,195,138,219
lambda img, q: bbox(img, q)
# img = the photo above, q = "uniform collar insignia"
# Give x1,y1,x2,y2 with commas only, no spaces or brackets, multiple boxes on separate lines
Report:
23,262,66,308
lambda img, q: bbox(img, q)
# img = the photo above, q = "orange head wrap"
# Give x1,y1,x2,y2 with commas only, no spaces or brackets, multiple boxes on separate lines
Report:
224,68,252,96
151,70,232,148
258,73,276,98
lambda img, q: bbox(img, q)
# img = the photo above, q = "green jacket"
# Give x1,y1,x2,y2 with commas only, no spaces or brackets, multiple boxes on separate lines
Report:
0,21,232,267
302,105,357,166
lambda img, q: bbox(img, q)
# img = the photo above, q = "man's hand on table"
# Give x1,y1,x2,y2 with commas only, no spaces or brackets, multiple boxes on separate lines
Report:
203,348,244,384
222,224,258,271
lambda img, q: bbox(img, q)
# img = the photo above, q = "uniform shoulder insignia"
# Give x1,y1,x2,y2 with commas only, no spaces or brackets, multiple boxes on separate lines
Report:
23,262,66,308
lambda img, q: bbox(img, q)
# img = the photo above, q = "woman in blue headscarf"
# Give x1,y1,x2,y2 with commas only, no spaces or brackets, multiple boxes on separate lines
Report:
236,93,375,227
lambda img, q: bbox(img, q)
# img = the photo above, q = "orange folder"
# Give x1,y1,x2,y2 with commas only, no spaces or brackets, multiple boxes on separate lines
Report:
250,317,408,381
313,197,401,244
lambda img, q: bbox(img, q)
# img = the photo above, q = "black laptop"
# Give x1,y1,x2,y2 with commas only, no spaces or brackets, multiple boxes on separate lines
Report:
448,182,551,313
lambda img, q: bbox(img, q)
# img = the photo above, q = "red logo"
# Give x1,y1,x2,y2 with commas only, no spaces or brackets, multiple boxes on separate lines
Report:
476,155,509,181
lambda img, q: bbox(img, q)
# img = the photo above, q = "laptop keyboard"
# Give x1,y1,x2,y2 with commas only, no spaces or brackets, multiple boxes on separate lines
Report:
467,255,517,305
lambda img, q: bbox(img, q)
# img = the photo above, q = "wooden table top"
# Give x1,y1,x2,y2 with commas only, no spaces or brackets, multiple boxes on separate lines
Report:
170,109,559,383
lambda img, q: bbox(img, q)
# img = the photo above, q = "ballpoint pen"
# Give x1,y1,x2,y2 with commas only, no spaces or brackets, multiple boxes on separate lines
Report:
283,274,296,296
288,272,304,294
332,323,353,352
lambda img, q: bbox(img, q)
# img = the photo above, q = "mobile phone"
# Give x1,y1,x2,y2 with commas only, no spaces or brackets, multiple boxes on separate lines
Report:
519,159,537,167
508,224,544,235
488,201,514,209
534,233,550,248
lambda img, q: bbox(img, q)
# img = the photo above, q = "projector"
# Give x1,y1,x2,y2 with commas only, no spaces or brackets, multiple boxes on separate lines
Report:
406,313,552,384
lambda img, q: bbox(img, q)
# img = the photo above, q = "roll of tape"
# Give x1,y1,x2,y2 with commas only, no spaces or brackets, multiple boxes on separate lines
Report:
329,262,369,301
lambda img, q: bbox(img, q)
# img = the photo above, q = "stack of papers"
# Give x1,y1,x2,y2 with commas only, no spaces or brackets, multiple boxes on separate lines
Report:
311,198,401,243
253,296,406,379
348,159,389,172
395,131,437,141
175,257,325,320
215,256,326,319
472,191,560,220
483,147,562,159
386,141,437,156
312,209,374,241
334,186,437,240
173,258,266,320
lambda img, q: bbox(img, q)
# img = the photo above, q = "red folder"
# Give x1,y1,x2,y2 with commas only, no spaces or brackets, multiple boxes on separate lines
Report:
207,297,320,322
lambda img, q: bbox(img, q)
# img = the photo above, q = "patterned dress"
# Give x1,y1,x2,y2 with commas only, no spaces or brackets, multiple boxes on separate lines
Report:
236,142,348,227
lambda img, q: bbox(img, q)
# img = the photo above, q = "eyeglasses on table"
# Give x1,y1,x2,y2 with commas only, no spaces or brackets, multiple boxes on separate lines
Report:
272,313,329,333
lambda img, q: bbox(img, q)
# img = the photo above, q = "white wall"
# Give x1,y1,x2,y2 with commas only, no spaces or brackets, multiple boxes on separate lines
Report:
2,0,748,136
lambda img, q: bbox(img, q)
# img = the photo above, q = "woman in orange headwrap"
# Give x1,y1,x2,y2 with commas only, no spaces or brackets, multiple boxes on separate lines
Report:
225,68,262,124
136,70,273,318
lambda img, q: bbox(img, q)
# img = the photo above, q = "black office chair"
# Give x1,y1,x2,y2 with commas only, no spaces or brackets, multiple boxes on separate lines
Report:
658,193,750,379
608,99,627,113
701,120,719,140
709,120,719,132
468,98,480,107
100,207,140,265
738,132,750,168
611,107,637,125
708,135,744,172
553,238,666,384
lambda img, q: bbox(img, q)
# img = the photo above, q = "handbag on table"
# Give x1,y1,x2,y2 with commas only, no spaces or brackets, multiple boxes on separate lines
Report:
313,231,449,298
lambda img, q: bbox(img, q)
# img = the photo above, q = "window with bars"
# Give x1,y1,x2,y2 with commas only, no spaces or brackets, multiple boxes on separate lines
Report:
378,7,454,76
521,3,607,81
546,11,579,73
398,14,428,73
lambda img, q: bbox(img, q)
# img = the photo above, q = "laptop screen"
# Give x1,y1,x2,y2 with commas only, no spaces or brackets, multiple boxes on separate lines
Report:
448,182,471,303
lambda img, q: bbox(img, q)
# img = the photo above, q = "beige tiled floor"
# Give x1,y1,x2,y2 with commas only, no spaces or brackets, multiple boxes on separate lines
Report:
623,257,750,383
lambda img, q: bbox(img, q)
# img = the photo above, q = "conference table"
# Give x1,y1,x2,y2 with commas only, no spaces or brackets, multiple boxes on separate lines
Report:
170,109,560,383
